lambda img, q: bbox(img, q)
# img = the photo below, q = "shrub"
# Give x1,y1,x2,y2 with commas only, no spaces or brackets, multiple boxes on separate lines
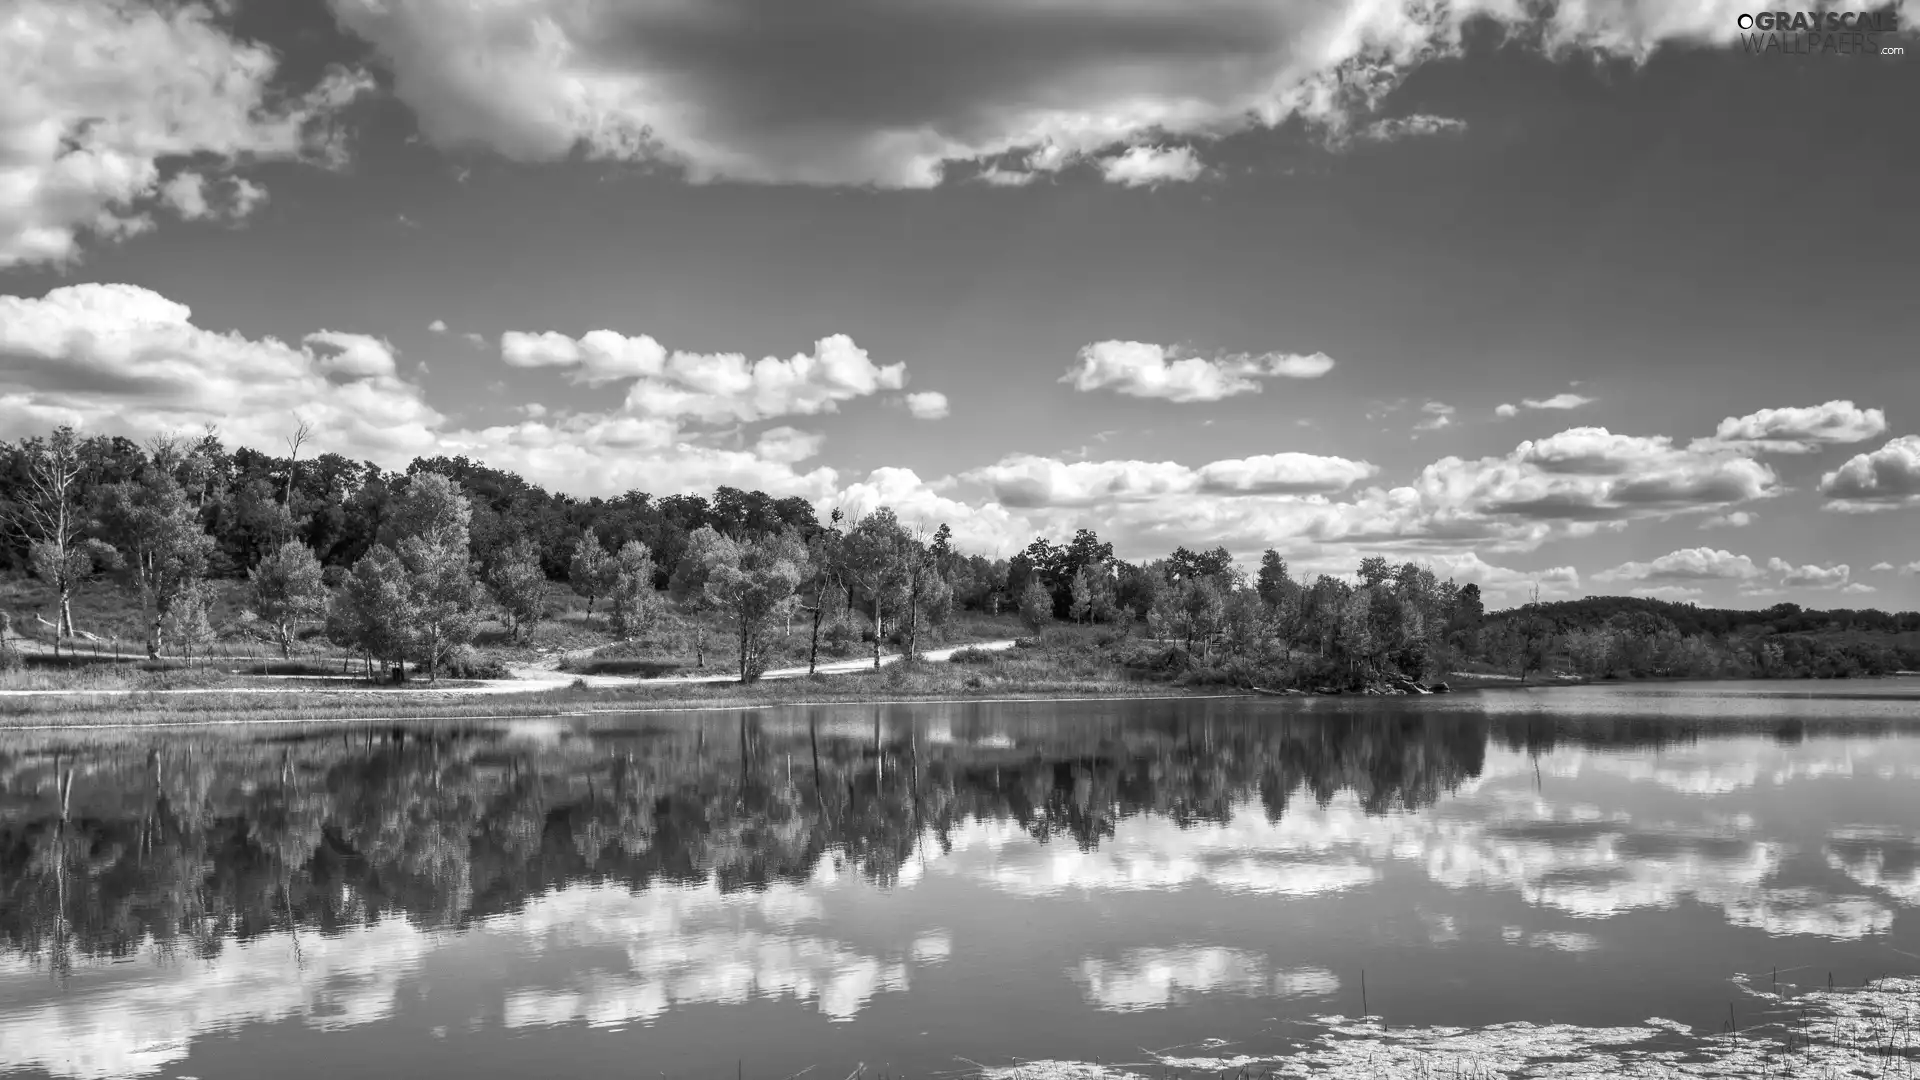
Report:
948,646,1000,665
441,647,512,680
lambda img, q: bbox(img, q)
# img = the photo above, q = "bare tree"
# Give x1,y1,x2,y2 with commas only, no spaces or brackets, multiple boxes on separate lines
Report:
3,428,110,638
281,417,313,540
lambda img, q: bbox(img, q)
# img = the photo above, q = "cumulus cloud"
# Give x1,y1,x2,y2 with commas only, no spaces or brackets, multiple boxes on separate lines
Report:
1594,548,1858,592
1903,562,1920,577
1840,582,1876,595
752,426,826,464
1097,145,1204,187
1062,341,1335,403
1390,427,1778,539
1521,393,1595,411
964,452,1376,509
1494,403,1518,418
0,284,440,460
1700,510,1754,529
1,1,371,266
1592,547,1765,584
904,391,951,420
500,329,668,385
0,283,839,502
502,329,907,424
1359,114,1468,143
1820,435,1920,512
428,319,449,333
321,0,1772,190
1693,400,1888,454
1415,401,1454,432
1869,562,1894,572
1766,558,1850,590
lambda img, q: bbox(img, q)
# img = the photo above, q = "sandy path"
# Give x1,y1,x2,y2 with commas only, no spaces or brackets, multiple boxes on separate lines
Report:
0,640,1019,698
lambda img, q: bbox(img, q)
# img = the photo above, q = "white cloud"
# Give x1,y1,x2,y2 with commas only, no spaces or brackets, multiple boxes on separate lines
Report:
1840,582,1876,595
322,0,1761,189
1195,453,1380,494
1766,558,1850,590
428,319,449,333
1097,145,1204,187
1,1,371,266
1062,341,1335,403
1869,562,1893,572
500,329,668,385
630,337,907,423
1593,547,1765,584
1415,401,1454,432
966,455,1204,509
1820,435,1920,512
1521,393,1595,411
752,426,826,464
1359,113,1468,142
501,329,907,424
0,284,441,460
1700,510,1754,529
1494,403,1518,418
0,283,839,502
1694,400,1887,454
904,391,951,420
1902,562,1920,577
156,171,270,225
964,452,1376,509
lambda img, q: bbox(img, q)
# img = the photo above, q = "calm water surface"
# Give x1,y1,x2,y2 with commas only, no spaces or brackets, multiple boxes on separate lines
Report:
3,680,1919,1078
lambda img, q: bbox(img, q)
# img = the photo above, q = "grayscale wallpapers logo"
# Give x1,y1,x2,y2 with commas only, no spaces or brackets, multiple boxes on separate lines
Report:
1738,10,1906,54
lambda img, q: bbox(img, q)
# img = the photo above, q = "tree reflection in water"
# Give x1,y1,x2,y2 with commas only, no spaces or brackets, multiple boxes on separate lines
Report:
1,703,1876,971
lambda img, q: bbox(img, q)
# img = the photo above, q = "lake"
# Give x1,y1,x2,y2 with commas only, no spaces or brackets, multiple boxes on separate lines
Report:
4,680,1920,1079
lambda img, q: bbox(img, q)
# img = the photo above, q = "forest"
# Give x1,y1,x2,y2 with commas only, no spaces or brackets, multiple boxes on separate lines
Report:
2,426,1916,690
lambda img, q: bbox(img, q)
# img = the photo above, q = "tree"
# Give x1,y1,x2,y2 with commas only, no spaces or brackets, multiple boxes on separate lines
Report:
388,473,486,681
162,580,218,668
247,540,328,659
488,538,548,643
606,540,659,640
799,512,846,674
1018,577,1051,633
94,440,218,658
1256,550,1293,608
704,532,807,682
669,525,730,668
568,529,611,621
3,428,104,637
840,508,913,669
327,545,414,677
1069,563,1116,624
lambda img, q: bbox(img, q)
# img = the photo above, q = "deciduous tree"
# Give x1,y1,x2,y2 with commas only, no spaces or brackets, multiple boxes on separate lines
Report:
247,540,328,658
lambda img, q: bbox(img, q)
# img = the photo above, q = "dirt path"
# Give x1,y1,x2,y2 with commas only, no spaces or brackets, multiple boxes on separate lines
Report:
501,639,1019,693
0,640,1020,698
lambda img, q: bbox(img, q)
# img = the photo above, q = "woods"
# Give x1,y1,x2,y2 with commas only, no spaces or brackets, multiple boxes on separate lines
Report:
3,425,1916,688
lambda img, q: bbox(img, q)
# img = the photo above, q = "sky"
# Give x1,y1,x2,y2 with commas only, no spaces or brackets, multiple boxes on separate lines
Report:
1,0,1916,608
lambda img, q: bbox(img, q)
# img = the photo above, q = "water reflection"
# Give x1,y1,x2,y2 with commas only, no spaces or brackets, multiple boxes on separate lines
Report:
1,686,1917,1078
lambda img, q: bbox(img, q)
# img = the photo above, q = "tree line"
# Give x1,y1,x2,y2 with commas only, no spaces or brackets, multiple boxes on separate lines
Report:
3,426,1915,684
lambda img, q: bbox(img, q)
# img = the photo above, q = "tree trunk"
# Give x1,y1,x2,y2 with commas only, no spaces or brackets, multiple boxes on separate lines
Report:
906,582,919,660
146,611,163,661
694,625,707,668
279,627,293,660
738,618,750,684
871,601,884,670
58,589,74,638
808,603,823,674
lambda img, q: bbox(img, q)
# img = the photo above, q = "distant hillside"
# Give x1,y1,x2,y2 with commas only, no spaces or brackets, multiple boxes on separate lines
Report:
1478,595,1920,680
1489,595,1920,637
